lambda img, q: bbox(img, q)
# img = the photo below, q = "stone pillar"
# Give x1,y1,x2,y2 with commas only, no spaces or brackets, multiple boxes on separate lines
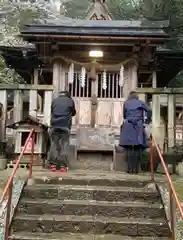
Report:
152,71,162,148
168,94,175,148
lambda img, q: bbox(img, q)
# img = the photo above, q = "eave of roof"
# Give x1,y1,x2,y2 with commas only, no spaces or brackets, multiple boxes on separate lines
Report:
6,115,48,129
20,19,169,39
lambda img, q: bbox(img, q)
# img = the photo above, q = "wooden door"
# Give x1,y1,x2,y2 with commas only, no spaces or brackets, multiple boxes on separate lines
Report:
69,72,124,129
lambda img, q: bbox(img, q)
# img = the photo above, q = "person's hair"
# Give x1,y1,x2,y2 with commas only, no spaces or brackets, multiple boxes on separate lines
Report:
128,91,139,100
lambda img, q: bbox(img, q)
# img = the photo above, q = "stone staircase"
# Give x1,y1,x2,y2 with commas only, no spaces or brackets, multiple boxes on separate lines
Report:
9,171,171,239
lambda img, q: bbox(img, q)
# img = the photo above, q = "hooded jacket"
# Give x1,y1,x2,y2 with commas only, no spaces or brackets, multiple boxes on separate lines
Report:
51,91,76,130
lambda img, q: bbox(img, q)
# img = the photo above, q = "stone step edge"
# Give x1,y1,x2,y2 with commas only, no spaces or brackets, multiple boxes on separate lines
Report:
19,198,163,209
14,214,167,224
25,184,158,193
9,232,171,240
32,174,153,183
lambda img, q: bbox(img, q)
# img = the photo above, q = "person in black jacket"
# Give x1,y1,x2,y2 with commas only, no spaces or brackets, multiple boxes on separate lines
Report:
48,91,76,169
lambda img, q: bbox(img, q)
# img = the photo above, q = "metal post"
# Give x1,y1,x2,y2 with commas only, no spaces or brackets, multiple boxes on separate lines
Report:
4,179,13,240
29,131,35,179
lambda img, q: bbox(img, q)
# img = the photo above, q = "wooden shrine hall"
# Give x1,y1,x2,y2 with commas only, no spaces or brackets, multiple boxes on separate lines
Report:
1,0,183,168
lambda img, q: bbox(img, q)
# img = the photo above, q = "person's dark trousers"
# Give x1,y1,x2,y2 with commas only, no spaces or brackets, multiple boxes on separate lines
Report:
48,127,70,169
125,145,141,174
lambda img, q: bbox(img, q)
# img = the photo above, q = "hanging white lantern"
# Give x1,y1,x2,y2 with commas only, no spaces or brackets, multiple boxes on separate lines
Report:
102,70,107,90
119,65,124,87
80,67,86,87
68,63,74,84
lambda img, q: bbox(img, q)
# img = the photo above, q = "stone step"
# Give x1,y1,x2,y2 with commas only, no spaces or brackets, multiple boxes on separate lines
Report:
9,232,171,240
32,173,152,188
11,214,171,237
23,184,160,202
18,199,165,219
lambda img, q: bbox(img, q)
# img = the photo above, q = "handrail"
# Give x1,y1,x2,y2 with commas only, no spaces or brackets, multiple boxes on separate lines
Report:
150,135,183,240
0,128,35,240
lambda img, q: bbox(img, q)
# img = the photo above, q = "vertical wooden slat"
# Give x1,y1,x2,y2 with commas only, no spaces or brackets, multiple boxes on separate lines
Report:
0,90,7,142
79,73,81,98
43,91,52,126
108,73,111,98
13,90,23,123
29,90,37,118
100,74,102,98
86,76,89,98
112,74,115,99
115,74,118,98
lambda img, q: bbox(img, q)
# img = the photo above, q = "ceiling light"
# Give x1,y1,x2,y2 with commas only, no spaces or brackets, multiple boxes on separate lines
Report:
89,50,103,57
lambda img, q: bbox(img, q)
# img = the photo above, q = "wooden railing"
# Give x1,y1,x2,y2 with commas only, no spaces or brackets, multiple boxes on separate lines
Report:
0,129,35,240
149,135,183,240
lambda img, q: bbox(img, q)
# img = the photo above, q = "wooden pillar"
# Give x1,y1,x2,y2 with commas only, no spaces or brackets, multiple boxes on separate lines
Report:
43,90,52,126
13,90,23,122
59,64,66,92
29,90,37,118
33,69,39,85
29,69,39,117
168,94,175,148
131,63,138,91
123,63,138,99
52,60,60,98
152,71,161,147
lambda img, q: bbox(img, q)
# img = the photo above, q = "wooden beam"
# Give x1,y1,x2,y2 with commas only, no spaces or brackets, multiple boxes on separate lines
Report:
0,84,54,90
21,34,168,41
136,87,183,94
34,41,160,47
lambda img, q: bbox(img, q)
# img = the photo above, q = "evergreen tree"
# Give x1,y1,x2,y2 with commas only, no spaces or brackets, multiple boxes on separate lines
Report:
0,0,68,83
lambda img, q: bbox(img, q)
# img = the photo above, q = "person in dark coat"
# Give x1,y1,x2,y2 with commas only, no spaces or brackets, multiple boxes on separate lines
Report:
119,91,152,174
48,91,76,169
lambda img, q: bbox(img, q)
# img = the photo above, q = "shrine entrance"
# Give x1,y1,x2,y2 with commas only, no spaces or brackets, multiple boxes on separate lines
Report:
69,72,124,129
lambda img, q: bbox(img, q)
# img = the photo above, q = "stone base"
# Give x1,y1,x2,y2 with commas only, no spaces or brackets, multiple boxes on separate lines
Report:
0,155,7,170
176,162,183,176
114,146,127,172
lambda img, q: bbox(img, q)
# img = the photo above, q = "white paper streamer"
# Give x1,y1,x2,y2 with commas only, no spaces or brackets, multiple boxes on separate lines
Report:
68,63,74,84
102,70,107,90
80,67,86,87
119,65,124,87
